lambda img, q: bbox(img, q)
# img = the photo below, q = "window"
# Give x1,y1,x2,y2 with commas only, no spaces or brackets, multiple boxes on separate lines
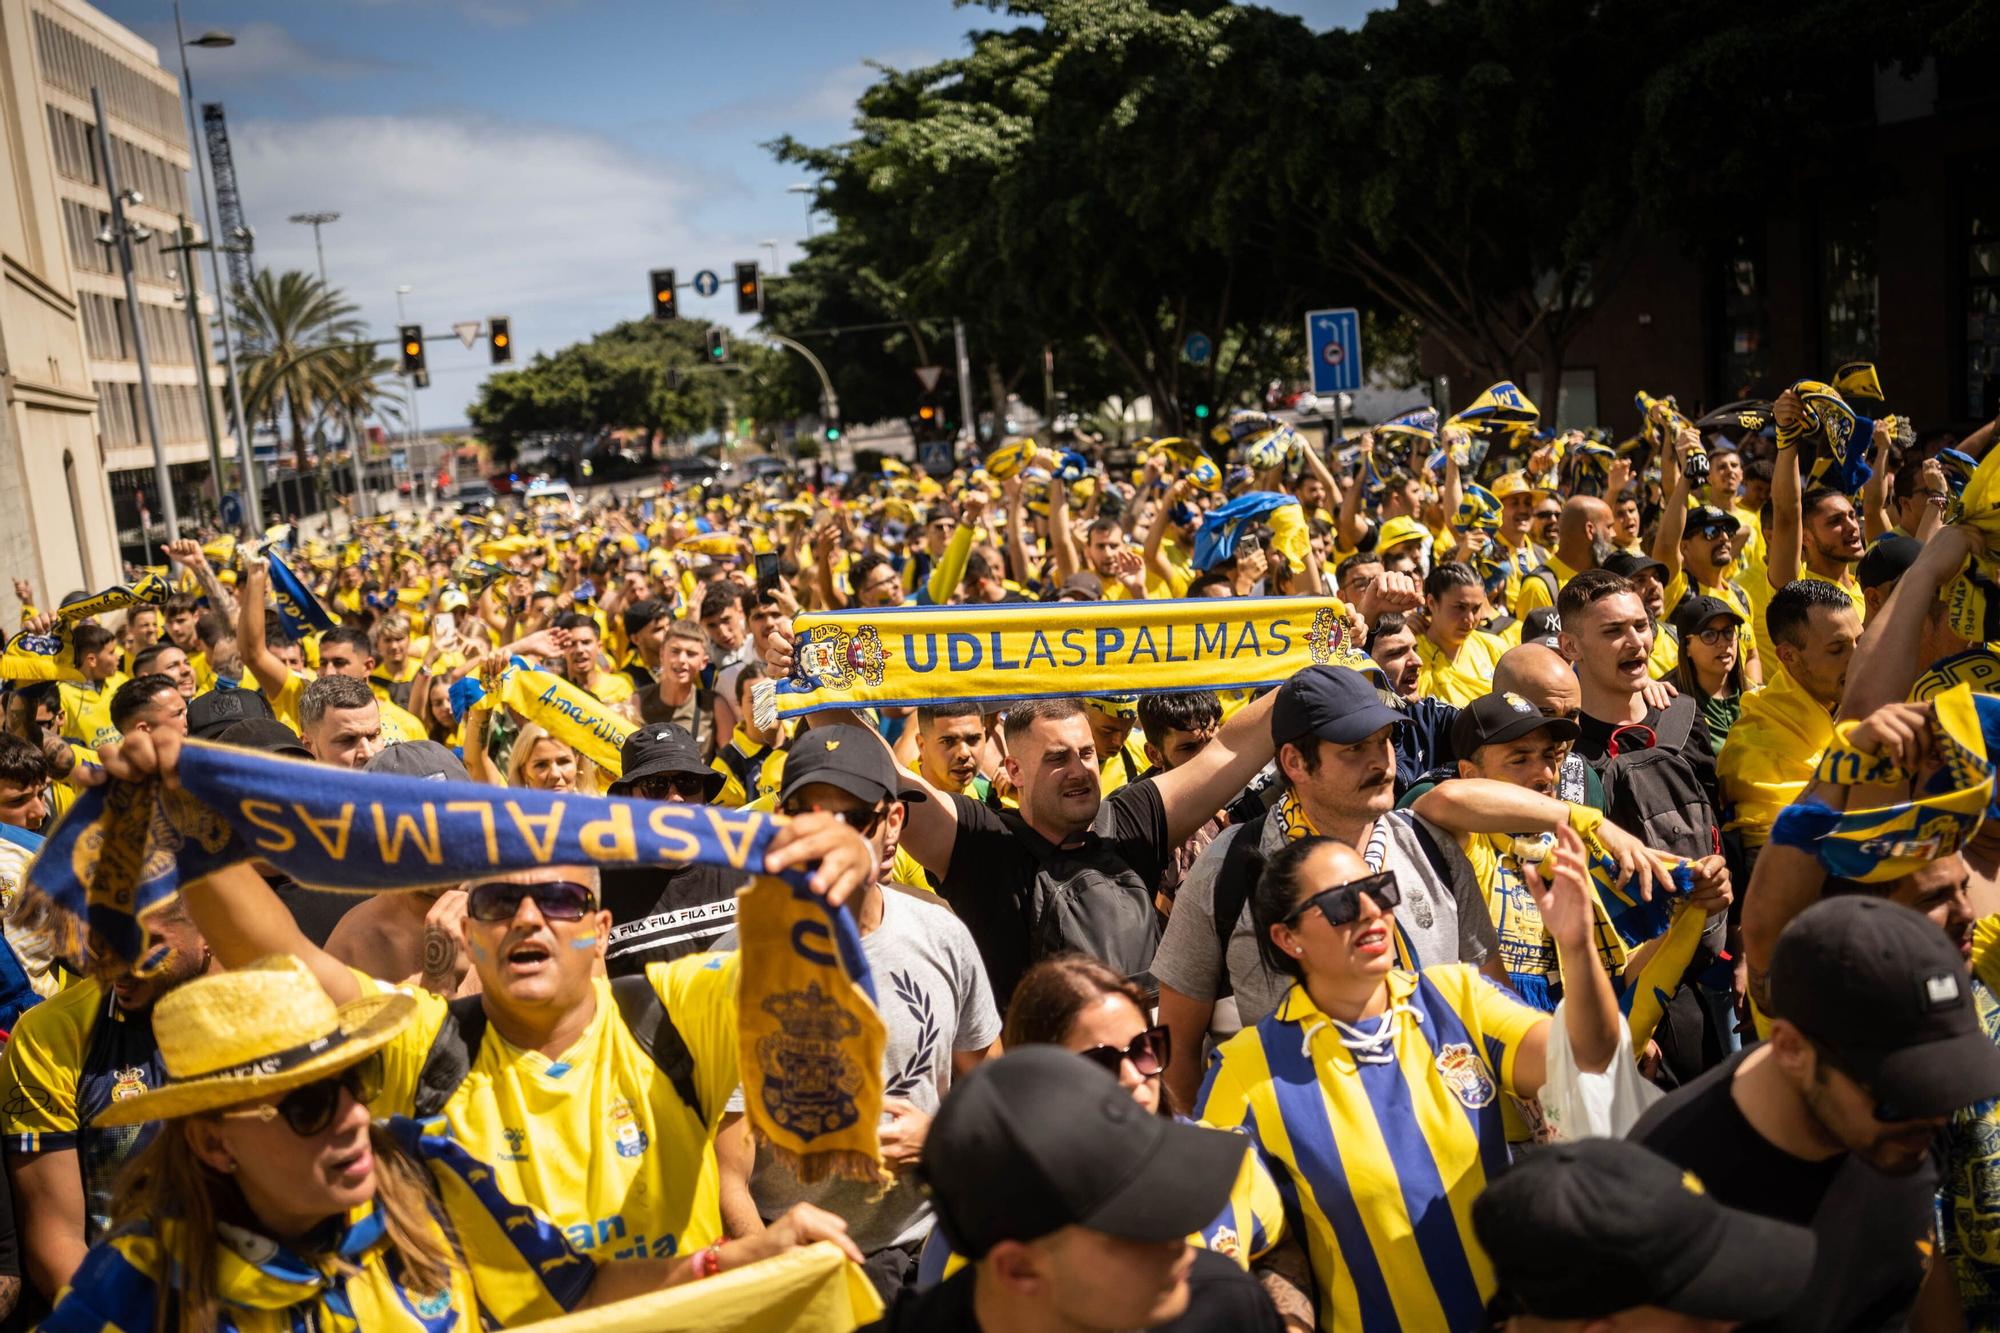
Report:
1717,229,1770,399
1965,160,2000,420
1820,203,1880,366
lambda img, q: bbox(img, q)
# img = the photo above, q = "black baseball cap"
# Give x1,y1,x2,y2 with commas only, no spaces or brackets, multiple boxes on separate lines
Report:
609,724,725,800
1670,595,1745,642
365,740,469,783
1683,504,1740,536
779,725,926,806
1451,690,1579,756
215,718,310,759
1602,550,1665,582
1474,1138,1815,1321
186,687,277,741
919,1046,1245,1259
1770,897,2000,1118
1857,534,1921,593
1272,665,1401,747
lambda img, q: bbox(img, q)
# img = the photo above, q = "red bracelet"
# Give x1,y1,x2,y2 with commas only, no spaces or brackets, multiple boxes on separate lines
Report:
692,1240,723,1279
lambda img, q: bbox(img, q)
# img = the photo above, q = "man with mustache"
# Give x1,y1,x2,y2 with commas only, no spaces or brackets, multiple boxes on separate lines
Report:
1152,666,1499,1112
1513,495,1614,621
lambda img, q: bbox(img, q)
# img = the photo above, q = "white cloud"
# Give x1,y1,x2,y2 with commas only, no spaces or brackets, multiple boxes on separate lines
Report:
227,114,746,425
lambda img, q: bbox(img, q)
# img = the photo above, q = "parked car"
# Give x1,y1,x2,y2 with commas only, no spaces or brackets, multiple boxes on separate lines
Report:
452,482,499,514
661,457,733,489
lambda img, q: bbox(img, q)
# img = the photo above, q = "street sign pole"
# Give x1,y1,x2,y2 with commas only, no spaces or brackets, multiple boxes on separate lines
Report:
953,317,976,453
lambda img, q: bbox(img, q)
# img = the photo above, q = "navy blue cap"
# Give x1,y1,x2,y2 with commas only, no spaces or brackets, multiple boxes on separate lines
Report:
1272,665,1402,747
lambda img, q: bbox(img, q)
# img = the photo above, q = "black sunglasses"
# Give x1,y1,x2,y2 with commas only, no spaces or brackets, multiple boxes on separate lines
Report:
1693,522,1733,541
222,1053,384,1137
1077,1025,1170,1079
782,802,888,837
629,773,712,801
466,880,598,923
1285,870,1402,928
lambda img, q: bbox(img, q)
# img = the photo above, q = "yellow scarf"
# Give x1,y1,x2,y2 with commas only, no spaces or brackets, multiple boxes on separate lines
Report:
1717,669,1835,848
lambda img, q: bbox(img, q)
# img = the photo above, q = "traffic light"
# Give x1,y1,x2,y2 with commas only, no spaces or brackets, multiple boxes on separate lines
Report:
488,316,512,365
734,261,760,315
399,324,425,376
824,420,842,444
650,269,678,321
706,327,728,362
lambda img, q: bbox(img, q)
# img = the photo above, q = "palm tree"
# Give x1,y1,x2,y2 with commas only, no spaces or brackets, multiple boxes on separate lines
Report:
312,346,405,519
225,269,366,471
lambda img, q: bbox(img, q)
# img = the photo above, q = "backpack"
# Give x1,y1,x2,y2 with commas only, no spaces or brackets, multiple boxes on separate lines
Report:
1207,809,1454,1000
1520,564,1561,611
1006,812,1163,989
1587,695,1722,865
412,974,706,1123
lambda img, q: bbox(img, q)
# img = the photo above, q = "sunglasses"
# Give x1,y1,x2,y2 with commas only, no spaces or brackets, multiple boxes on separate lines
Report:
1285,870,1402,928
1532,509,1561,522
629,773,711,801
1077,1025,1170,1080
221,1053,384,1137
781,802,888,837
465,879,598,923
1693,522,1733,541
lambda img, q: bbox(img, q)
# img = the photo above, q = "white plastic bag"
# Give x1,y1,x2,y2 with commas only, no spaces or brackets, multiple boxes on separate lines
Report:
1537,1000,1661,1140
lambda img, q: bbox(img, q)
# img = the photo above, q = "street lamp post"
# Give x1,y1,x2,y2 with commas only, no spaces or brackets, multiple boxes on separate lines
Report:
787,183,816,239
172,3,263,532
289,211,339,286
761,239,781,278
162,217,224,505
91,86,178,549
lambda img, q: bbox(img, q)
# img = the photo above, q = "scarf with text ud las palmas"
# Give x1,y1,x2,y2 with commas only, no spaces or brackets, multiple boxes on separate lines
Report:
266,549,340,641
757,595,1354,723
0,572,172,683
1767,682,2000,883
17,740,885,1183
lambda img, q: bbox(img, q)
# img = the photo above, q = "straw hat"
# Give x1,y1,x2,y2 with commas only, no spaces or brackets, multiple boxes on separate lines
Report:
93,955,415,1128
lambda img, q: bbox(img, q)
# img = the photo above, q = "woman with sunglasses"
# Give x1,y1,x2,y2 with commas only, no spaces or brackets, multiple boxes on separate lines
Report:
1196,825,1621,1333
57,955,850,1332
1668,595,1750,753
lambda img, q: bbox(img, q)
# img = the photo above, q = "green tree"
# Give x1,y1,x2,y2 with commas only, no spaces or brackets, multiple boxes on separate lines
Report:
225,269,366,470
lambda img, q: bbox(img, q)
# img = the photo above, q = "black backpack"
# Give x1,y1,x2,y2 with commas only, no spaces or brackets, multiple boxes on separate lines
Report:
1005,811,1163,989
412,974,706,1123
1588,696,1721,866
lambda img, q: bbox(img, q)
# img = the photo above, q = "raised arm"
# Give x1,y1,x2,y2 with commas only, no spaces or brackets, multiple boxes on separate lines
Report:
1142,477,1189,591
1048,464,1081,584
1003,477,1035,591
1861,430,1895,544
1336,435,1372,552
1153,688,1278,848
1768,389,1805,591
235,562,293,700
923,492,983,605
1838,525,1984,720
1650,429,1697,578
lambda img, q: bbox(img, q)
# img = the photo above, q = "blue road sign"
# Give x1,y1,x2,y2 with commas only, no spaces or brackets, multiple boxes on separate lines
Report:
1183,331,1212,365
1305,307,1363,394
918,439,954,477
219,493,243,528
692,270,720,298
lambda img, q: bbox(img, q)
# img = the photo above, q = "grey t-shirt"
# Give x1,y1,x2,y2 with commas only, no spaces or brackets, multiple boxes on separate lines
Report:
1151,807,1495,1030
722,885,1000,1253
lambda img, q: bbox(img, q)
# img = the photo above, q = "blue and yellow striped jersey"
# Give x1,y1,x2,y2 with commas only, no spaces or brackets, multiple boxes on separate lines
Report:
1195,967,1544,1332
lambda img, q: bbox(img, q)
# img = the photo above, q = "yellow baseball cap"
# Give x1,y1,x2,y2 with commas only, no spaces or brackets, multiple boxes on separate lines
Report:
1376,515,1430,553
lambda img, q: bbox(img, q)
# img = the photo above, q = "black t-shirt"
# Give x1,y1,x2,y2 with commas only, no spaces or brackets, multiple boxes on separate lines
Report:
863,1247,1280,1333
1630,1048,1935,1332
272,874,353,949
942,781,1169,1006
600,862,745,976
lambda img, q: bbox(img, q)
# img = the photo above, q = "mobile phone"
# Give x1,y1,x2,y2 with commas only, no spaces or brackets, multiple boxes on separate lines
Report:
755,552,781,582
1238,534,1262,556
434,612,456,642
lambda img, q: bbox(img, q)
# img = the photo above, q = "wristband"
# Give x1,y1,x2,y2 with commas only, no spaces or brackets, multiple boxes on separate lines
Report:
692,1240,723,1279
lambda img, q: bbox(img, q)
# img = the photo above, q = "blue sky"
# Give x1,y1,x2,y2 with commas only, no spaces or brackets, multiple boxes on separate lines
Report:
100,0,1376,425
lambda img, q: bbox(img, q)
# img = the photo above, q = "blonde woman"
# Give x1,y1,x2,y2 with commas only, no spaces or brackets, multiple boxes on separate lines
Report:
506,721,581,792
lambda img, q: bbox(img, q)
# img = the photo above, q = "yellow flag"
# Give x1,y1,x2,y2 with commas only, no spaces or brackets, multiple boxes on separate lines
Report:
515,1242,882,1332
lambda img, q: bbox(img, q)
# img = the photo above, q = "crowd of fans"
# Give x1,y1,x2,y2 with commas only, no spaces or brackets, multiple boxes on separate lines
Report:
0,372,1997,1331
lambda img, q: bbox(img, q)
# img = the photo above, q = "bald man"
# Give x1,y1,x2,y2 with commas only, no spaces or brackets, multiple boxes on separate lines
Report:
1514,495,1613,619
1491,643,1602,809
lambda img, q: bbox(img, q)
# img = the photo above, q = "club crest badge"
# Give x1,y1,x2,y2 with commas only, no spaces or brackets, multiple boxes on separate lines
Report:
110,1066,148,1102
794,623,887,692
757,982,865,1141
1207,1224,1240,1258
608,1097,649,1159
1435,1042,1496,1109
1306,608,1346,665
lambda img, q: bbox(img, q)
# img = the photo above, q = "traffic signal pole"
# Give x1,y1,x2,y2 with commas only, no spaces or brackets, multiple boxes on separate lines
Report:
762,331,841,460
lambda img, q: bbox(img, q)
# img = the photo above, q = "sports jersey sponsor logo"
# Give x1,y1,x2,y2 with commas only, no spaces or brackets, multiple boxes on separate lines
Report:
500,1125,529,1161
1435,1042,1497,1109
